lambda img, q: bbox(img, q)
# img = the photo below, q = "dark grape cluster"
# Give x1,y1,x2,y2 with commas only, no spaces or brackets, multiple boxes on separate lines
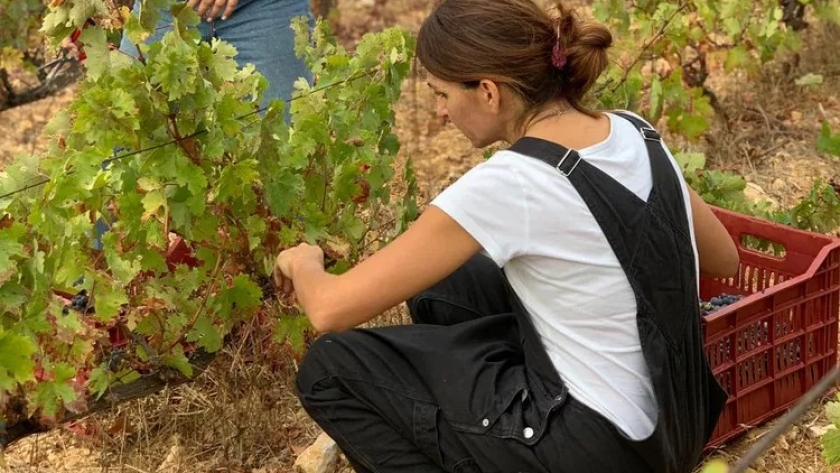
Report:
108,349,125,372
61,289,91,315
699,293,744,316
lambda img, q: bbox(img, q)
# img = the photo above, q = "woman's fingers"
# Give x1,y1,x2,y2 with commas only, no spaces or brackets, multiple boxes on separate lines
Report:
282,274,294,296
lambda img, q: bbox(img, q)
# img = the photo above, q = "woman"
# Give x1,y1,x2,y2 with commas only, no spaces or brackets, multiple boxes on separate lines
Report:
274,0,739,471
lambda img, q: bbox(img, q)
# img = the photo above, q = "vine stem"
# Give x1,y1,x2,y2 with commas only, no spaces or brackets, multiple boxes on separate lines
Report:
728,364,840,473
596,1,689,97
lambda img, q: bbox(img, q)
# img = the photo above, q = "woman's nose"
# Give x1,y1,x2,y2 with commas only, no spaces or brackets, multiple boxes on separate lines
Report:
436,101,448,120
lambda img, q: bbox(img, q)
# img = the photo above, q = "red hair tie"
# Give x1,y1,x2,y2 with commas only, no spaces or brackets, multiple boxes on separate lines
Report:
551,23,567,70
551,43,567,70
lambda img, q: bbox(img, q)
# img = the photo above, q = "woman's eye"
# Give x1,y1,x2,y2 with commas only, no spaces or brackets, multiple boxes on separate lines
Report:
435,91,447,99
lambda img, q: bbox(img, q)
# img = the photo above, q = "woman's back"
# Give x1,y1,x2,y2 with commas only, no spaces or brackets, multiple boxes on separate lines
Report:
431,111,699,440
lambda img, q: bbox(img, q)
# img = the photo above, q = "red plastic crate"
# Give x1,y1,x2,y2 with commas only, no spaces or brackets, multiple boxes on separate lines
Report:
701,206,840,448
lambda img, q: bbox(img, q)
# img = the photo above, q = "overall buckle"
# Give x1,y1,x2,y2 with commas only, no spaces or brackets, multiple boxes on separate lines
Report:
556,149,581,177
640,127,662,141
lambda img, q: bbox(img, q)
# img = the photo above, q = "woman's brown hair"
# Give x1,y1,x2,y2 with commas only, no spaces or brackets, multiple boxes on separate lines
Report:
417,0,612,118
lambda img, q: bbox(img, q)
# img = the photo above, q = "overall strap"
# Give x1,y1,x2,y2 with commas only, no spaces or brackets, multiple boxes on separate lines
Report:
610,111,694,231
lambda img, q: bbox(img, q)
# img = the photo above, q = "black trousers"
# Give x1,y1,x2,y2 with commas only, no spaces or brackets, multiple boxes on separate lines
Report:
296,254,650,473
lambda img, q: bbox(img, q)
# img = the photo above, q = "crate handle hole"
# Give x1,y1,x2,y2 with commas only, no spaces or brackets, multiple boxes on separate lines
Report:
739,234,787,260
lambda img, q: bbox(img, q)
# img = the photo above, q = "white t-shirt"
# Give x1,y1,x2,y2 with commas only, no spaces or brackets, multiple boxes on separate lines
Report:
430,111,699,441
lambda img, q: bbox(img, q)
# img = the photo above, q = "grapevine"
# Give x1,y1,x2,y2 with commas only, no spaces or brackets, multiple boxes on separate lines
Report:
0,0,86,112
0,0,416,445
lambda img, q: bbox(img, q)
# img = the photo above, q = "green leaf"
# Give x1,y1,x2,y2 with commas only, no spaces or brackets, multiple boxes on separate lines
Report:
724,46,751,72
675,152,706,173
92,280,128,322
823,426,840,465
207,38,240,82
0,328,36,390
102,233,143,284
214,275,262,316
649,76,663,122
147,32,200,101
0,223,28,281
161,344,194,378
186,314,223,353
87,365,112,399
263,171,304,219
795,73,824,86
671,113,709,142
78,27,122,81
826,397,840,425
32,363,78,418
817,121,840,157
273,315,311,353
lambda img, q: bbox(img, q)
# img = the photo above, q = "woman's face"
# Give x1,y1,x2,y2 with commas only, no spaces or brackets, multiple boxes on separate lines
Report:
427,75,510,148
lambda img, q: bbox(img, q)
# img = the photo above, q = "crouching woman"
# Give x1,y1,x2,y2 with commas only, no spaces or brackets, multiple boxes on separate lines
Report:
273,1,739,471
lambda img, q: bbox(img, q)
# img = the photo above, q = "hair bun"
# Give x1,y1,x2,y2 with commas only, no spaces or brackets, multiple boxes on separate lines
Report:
553,3,612,104
554,4,612,51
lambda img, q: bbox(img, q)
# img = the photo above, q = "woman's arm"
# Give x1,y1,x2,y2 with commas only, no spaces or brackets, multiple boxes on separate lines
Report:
275,206,482,333
687,187,740,278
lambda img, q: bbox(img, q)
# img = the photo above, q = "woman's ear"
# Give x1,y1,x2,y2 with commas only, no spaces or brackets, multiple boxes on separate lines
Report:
478,79,502,114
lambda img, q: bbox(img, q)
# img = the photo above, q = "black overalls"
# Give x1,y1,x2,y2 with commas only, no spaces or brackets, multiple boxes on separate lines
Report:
296,112,728,473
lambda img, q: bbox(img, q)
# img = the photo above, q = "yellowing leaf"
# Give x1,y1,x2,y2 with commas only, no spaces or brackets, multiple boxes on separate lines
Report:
795,73,824,86
698,459,729,473
141,190,167,221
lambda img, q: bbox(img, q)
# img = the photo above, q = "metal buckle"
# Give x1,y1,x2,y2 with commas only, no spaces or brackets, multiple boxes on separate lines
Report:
556,149,580,177
640,127,661,141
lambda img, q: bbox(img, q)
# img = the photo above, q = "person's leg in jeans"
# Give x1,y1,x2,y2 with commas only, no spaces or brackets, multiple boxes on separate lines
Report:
118,0,311,109
119,0,312,116
298,328,472,473
212,0,313,114
95,0,312,248
298,254,515,472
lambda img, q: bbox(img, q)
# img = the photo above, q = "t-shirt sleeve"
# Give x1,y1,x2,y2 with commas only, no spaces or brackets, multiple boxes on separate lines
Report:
430,154,530,267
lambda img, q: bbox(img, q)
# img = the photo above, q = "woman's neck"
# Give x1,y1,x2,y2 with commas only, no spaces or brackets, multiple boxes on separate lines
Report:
514,107,610,151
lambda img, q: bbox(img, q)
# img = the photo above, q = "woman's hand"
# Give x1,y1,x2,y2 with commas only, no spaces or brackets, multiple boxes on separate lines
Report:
273,243,325,296
186,0,238,21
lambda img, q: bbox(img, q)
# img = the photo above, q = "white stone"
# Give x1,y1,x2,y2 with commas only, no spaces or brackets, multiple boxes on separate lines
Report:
807,424,836,438
294,432,339,473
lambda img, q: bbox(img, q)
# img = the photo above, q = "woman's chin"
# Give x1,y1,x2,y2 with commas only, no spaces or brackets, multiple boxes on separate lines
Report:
469,136,493,149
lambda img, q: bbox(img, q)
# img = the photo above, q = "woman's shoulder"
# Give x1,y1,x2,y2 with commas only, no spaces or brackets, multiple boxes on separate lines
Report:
461,149,539,179
606,109,653,125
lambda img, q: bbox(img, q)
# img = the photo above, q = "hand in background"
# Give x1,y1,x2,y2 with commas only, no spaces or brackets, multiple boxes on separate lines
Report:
186,0,239,21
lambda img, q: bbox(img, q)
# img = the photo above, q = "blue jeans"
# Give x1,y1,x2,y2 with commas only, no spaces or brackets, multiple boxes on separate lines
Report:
119,0,313,111
90,0,312,250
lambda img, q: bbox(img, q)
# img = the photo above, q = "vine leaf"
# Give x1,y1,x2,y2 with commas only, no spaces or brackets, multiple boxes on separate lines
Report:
817,121,840,157
0,329,37,391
